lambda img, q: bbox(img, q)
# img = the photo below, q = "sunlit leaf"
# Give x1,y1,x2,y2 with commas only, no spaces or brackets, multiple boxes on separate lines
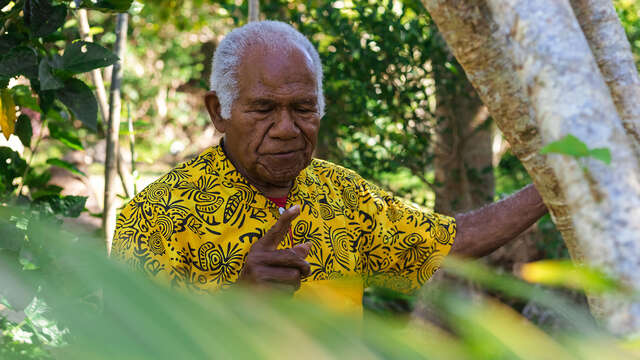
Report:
48,122,84,150
589,148,612,165
19,248,39,270
46,158,86,177
0,88,16,140
519,260,623,293
24,296,67,346
11,85,41,112
540,134,590,158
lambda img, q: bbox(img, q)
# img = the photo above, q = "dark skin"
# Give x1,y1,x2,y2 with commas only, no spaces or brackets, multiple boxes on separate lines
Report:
205,42,548,293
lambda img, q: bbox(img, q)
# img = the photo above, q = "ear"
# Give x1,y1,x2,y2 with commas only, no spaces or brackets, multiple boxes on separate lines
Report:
204,91,226,133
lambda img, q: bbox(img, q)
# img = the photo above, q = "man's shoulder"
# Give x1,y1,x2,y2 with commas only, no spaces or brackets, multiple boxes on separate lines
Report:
307,158,363,183
125,146,225,206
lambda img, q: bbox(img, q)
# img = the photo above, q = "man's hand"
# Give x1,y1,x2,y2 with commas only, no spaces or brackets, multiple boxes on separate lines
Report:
238,205,311,293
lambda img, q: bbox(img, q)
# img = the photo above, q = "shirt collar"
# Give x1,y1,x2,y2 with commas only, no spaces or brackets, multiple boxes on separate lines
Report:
212,141,308,211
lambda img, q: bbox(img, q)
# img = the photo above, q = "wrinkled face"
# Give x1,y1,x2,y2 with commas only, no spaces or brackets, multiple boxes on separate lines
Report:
206,43,321,189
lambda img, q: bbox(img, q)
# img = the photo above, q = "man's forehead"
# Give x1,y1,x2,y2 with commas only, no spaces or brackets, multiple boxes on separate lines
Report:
237,42,317,98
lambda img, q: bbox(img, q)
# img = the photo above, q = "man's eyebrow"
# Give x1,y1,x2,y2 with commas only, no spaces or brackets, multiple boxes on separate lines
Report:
245,98,276,107
292,98,317,105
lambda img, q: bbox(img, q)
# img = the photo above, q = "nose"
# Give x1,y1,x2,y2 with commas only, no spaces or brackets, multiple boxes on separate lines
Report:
269,109,300,139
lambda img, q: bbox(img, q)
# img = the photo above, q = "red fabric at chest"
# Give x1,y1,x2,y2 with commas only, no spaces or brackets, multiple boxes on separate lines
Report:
267,196,288,208
266,196,293,244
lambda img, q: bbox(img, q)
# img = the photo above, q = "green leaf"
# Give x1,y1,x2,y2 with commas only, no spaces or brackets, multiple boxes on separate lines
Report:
55,78,98,132
46,158,86,177
588,148,611,165
35,195,87,217
62,41,119,74
31,185,63,200
0,47,38,80
25,0,68,38
0,33,21,54
15,114,33,148
47,122,84,150
19,247,39,270
78,0,133,12
24,296,67,346
11,85,41,111
38,58,64,91
540,134,590,158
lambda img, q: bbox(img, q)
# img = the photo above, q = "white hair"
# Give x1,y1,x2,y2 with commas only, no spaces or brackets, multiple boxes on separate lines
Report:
210,20,325,119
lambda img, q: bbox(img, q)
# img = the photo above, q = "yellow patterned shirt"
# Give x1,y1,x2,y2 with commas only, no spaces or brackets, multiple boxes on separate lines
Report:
112,145,456,312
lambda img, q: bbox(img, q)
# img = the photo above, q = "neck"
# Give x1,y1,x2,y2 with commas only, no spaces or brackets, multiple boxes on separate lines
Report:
221,141,293,198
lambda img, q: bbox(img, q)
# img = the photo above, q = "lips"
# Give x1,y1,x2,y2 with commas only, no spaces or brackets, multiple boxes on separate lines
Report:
262,147,305,156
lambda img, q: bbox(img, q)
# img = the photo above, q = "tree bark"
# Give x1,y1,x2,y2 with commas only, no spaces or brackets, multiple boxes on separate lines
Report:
423,0,640,335
422,1,582,261
103,13,128,255
433,62,494,215
569,0,640,153
248,0,259,22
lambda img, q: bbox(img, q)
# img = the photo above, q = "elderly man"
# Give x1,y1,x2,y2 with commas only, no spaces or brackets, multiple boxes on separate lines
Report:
112,21,547,311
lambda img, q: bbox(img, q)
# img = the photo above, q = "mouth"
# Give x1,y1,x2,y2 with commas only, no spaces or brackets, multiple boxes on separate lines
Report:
266,149,303,159
263,147,305,156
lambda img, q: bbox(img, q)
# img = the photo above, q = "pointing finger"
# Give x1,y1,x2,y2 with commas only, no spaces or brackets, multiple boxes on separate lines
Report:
254,205,300,250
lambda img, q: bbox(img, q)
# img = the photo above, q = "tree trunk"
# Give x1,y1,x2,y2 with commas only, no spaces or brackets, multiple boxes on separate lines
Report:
433,62,494,215
103,13,128,255
423,0,640,335
422,0,582,261
248,0,259,22
569,0,640,152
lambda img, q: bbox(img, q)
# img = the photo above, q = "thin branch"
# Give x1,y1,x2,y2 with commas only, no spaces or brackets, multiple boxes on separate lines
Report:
103,13,128,254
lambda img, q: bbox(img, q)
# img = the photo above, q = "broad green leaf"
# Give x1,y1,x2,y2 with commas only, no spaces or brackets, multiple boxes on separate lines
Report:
38,59,64,91
0,33,21,54
0,47,38,80
47,122,84,150
46,158,86,177
0,88,16,140
0,48,38,80
589,148,612,165
11,85,41,111
55,78,98,132
62,41,119,74
78,0,133,11
15,114,32,148
31,185,63,200
26,0,68,38
540,134,590,158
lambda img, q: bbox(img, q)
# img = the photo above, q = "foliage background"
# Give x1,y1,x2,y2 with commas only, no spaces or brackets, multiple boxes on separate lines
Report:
1,0,640,358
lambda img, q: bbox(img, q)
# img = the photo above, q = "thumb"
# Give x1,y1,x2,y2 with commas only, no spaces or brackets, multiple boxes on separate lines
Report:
254,205,300,250
291,242,312,259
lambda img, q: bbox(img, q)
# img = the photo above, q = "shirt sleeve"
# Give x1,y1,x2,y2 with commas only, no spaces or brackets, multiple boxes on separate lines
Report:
355,177,456,294
111,181,191,290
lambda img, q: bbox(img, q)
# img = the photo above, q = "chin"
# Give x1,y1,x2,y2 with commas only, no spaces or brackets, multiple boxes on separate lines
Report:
259,155,311,185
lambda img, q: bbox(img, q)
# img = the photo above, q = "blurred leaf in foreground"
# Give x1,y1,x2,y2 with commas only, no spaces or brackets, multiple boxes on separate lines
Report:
520,260,625,294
